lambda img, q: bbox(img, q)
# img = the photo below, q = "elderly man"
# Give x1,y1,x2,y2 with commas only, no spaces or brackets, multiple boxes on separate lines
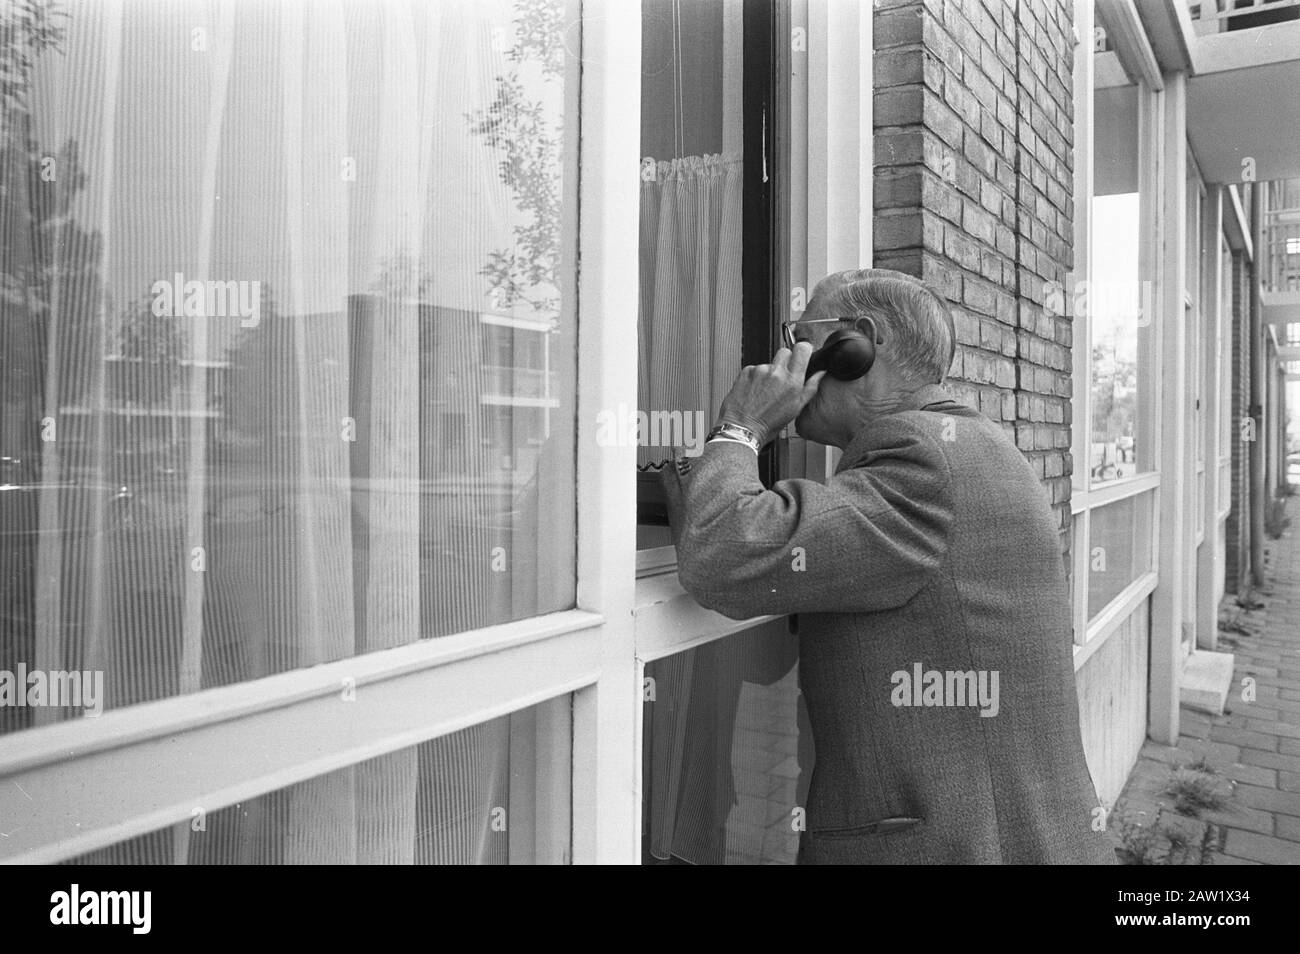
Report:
662,268,1116,864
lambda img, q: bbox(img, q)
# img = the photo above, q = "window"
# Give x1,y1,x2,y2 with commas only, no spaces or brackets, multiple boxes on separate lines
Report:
1086,495,1154,619
0,0,577,723
1088,190,1144,481
634,0,829,867
64,696,572,864
1219,239,1233,517
1069,1,1160,645
1089,84,1150,483
634,0,778,553
0,0,594,864
642,625,806,864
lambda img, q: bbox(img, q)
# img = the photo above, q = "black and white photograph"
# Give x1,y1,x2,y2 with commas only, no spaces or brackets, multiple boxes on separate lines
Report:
0,0,1295,911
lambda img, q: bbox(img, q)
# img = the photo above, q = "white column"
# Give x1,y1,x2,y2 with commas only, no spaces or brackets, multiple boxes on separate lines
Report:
1150,71,1187,746
572,0,642,865
1196,186,1225,651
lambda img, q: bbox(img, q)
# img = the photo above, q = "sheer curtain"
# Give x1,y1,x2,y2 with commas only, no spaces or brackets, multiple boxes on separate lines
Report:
1,0,575,863
636,154,743,470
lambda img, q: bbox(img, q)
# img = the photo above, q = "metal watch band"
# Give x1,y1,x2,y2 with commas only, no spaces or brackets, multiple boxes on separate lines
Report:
706,423,761,454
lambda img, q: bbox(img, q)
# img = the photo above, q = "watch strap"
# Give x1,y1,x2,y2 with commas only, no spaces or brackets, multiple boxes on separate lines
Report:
706,422,761,454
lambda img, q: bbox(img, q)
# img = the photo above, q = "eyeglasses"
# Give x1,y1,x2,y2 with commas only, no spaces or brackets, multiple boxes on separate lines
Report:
781,317,860,351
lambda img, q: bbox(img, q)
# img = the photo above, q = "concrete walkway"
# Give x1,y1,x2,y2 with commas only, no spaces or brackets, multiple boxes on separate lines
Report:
1110,505,1300,865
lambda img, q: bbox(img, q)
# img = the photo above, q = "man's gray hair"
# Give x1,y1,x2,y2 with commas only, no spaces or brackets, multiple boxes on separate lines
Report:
815,268,956,385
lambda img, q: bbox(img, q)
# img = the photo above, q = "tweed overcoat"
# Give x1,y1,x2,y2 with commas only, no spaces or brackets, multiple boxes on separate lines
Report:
662,385,1117,864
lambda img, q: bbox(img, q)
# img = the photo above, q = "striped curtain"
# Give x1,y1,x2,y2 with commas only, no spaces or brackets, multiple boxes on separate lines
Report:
3,0,574,864
637,154,743,469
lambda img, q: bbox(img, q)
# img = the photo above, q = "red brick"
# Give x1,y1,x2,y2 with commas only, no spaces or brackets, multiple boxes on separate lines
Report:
873,0,1075,516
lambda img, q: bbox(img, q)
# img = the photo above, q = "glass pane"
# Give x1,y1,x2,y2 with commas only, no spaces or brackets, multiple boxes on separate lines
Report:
1197,469,1206,535
1088,197,1146,480
1068,512,1082,641
642,626,810,865
1221,243,1233,456
1189,183,1204,469
0,0,578,731
62,696,571,864
635,0,743,549
1088,13,1150,484
1086,492,1154,620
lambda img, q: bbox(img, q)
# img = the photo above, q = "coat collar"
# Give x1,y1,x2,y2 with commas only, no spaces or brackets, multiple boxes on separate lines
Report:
834,384,962,474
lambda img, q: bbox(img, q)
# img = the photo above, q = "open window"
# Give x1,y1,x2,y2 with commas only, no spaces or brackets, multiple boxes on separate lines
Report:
635,0,811,868
635,0,781,563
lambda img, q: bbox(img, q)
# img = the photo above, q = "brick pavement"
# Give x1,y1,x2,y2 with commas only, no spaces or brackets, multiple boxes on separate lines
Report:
1111,505,1300,865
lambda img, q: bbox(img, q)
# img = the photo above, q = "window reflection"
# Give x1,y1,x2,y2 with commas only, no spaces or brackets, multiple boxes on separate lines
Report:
0,0,577,729
1089,66,1149,483
642,625,811,865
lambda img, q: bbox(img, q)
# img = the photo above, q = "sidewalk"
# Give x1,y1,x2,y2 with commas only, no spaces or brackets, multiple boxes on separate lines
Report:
1110,505,1300,865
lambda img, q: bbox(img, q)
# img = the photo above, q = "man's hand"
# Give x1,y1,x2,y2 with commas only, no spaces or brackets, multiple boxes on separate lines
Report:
714,342,827,447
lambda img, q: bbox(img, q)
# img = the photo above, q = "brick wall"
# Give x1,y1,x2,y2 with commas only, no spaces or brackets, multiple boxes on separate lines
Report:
874,0,1076,545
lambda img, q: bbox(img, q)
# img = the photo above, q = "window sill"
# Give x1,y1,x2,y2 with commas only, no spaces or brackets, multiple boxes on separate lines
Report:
634,571,783,662
636,544,678,578
1071,471,1161,514
1073,570,1158,671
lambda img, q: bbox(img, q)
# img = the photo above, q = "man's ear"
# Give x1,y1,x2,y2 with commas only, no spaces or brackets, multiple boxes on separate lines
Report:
854,315,882,345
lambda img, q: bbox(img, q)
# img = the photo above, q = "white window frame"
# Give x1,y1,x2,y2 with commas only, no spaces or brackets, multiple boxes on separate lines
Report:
1188,156,1209,552
1069,0,1164,665
1217,231,1234,524
0,0,642,866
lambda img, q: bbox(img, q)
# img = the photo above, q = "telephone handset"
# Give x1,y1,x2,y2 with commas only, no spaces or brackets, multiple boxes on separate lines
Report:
804,316,880,383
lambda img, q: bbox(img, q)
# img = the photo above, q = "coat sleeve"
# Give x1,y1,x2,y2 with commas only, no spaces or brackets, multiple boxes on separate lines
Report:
661,422,953,619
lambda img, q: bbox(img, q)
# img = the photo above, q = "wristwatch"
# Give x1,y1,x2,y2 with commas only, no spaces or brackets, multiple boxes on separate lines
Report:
705,422,761,454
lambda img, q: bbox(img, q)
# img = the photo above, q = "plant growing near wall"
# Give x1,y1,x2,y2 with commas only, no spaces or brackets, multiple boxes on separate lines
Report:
1112,809,1161,865
1165,763,1233,816
1113,806,1224,865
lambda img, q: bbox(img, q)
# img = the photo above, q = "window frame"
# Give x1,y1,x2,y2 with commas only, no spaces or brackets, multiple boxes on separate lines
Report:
1069,0,1164,656
0,0,639,865
635,0,782,567
631,0,873,658
1217,234,1234,522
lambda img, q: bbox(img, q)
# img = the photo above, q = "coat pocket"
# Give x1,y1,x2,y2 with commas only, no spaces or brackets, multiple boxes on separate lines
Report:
807,815,924,838
799,817,927,865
